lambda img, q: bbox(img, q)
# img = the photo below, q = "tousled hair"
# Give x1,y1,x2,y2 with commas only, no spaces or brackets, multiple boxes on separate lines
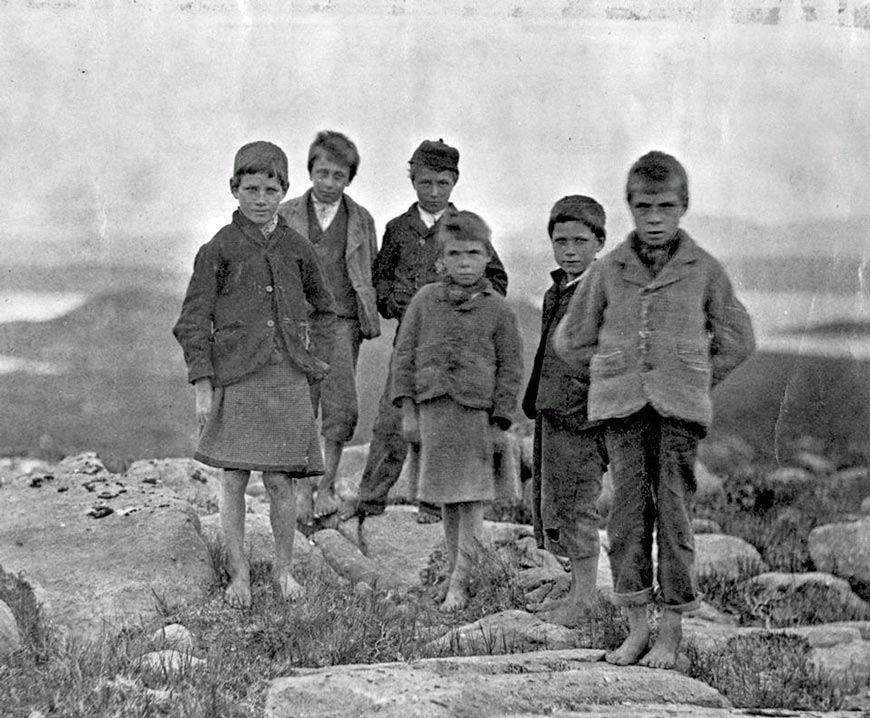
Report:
626,150,689,209
307,130,360,183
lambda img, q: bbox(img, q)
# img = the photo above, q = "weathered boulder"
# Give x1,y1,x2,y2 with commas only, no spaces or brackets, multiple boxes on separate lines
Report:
265,649,730,718
312,528,401,592
0,457,212,641
809,516,870,586
337,506,443,589
694,533,767,580
138,649,206,673
692,518,722,534
763,466,815,503
0,599,22,654
745,571,870,620
426,610,581,656
149,623,196,654
125,458,222,513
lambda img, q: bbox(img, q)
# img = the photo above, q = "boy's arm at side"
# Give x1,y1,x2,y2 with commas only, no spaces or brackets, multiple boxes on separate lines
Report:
491,306,524,429
706,267,756,386
173,244,218,385
389,293,421,408
373,224,401,320
300,243,337,370
552,268,606,371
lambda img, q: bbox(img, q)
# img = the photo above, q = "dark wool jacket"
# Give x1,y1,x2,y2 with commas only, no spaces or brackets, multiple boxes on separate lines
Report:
390,280,523,427
278,190,381,340
373,202,509,322
554,231,755,428
173,210,336,387
522,268,594,425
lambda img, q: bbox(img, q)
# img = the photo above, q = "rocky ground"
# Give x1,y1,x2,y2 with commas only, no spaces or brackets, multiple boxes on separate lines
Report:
2,443,870,716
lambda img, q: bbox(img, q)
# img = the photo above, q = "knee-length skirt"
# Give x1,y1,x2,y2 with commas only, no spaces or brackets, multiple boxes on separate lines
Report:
195,355,324,476
415,396,496,505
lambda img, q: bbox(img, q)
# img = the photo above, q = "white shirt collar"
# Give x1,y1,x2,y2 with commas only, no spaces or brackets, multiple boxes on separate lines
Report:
312,194,341,230
418,206,446,230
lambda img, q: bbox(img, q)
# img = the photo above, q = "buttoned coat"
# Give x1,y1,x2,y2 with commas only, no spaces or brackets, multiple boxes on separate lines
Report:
373,203,509,322
278,190,380,339
390,281,523,426
553,231,755,428
173,210,336,387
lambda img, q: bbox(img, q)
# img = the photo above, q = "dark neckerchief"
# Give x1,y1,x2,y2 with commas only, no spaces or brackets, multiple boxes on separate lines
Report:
631,232,681,277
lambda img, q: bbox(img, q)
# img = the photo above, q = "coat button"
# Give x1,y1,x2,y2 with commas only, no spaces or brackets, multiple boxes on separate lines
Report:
267,320,275,327
265,285,274,293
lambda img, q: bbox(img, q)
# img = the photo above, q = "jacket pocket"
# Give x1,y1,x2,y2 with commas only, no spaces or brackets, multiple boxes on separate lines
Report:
677,343,710,372
590,349,626,377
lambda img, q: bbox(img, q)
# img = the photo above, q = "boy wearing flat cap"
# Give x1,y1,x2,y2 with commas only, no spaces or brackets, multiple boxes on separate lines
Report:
356,139,509,525
522,195,609,627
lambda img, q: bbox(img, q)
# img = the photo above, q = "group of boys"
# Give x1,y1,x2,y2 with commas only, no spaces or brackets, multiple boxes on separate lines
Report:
273,132,755,669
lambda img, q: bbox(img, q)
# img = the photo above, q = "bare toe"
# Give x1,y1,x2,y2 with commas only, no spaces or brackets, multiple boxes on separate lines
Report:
314,490,339,519
225,578,252,609
276,571,304,601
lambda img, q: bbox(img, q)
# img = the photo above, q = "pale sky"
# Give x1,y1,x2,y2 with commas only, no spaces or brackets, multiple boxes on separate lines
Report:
2,0,869,268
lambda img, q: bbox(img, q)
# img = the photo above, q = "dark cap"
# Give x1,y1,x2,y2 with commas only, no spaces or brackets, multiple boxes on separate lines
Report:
409,138,460,176
548,195,606,242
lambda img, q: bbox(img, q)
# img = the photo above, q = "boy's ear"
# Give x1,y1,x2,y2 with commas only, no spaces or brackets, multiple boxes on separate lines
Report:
229,178,239,197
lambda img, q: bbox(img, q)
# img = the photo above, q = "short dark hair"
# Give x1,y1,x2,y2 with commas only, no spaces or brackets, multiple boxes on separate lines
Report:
437,210,494,257
547,195,606,243
231,141,289,192
626,150,689,209
307,130,360,183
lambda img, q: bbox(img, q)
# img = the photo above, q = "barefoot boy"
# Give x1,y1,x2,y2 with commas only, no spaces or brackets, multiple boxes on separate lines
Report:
356,139,508,524
554,152,755,667
522,195,609,627
278,131,380,526
174,141,335,607
391,211,523,610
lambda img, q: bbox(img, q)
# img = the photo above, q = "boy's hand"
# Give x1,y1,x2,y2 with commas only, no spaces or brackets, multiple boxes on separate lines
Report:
401,414,420,445
490,425,508,449
194,378,214,428
400,399,420,445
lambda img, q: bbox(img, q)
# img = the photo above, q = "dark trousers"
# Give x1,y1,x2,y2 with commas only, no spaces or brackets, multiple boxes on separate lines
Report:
604,406,704,612
356,351,438,516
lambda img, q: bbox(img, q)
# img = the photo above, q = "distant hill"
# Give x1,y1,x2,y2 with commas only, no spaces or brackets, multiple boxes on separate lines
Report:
1,260,868,468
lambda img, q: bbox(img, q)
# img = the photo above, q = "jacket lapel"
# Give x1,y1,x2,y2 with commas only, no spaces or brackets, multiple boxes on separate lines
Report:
647,231,698,291
279,192,311,239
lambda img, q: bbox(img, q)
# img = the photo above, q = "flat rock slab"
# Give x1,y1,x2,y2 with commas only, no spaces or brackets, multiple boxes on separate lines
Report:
265,648,730,718
0,468,211,641
337,506,443,588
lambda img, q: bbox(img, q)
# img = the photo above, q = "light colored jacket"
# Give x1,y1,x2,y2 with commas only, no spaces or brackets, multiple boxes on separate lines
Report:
278,190,380,339
553,231,755,428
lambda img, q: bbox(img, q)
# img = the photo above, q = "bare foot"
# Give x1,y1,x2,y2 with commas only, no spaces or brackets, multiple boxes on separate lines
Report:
639,610,682,669
605,630,650,665
224,576,252,609
526,596,569,613
314,487,339,519
295,479,315,527
276,569,304,601
537,600,593,628
335,479,359,521
430,575,451,603
440,587,469,612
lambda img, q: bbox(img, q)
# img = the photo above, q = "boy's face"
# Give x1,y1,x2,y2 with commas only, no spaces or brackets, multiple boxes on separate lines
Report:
628,184,686,247
441,238,489,286
412,167,456,214
309,154,351,204
232,172,286,225
550,220,601,280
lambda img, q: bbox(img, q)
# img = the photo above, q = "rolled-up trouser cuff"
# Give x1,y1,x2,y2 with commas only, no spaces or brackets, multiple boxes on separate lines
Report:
612,587,653,607
662,597,702,614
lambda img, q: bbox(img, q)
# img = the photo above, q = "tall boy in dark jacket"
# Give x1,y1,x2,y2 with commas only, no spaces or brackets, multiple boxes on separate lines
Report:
522,195,608,627
355,139,508,523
